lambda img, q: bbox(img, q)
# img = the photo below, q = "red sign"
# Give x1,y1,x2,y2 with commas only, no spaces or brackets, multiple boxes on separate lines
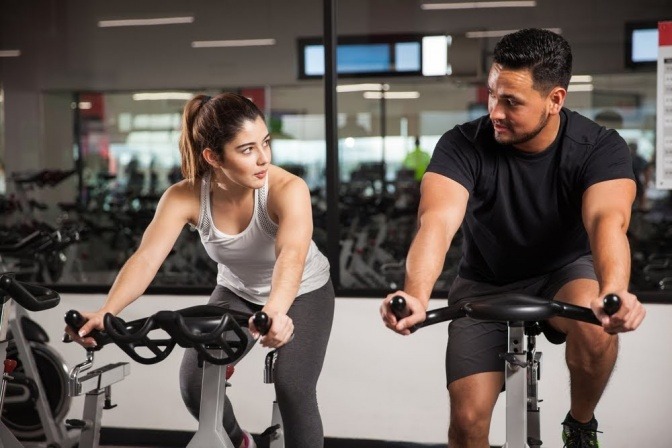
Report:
659,21,672,47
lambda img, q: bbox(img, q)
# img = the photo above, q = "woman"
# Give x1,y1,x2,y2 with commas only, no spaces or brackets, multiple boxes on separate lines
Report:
68,93,335,448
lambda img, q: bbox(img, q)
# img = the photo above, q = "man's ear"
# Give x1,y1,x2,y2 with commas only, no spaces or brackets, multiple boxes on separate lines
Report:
548,87,566,115
202,148,220,168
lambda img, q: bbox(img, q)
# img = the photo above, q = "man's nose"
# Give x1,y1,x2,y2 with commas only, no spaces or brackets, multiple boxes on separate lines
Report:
489,101,505,121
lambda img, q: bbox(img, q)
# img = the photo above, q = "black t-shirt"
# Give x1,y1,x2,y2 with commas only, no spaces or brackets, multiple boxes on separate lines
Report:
426,108,634,285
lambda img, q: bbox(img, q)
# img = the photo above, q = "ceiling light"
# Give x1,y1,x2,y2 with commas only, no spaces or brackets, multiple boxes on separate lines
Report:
0,50,21,57
466,29,519,38
466,27,561,38
570,75,593,83
422,1,536,10
133,92,194,101
363,92,420,100
191,39,276,48
98,16,194,28
337,83,389,92
567,84,594,92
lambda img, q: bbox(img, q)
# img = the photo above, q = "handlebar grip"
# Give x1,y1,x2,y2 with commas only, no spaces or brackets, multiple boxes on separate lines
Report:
252,311,271,336
63,309,103,348
65,309,86,331
390,296,410,320
389,295,419,333
603,294,621,316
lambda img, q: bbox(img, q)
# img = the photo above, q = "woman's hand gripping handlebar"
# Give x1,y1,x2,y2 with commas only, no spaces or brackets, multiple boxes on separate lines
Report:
249,310,294,348
63,309,108,349
387,293,622,334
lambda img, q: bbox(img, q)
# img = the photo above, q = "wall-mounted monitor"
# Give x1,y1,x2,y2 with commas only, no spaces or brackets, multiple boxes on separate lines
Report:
298,34,450,79
625,21,660,69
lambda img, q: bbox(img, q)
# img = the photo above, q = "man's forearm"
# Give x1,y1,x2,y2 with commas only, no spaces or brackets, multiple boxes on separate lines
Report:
404,225,452,307
590,215,632,295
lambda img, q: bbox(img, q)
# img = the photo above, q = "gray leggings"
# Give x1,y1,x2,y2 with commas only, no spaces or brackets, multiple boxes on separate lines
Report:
179,280,334,448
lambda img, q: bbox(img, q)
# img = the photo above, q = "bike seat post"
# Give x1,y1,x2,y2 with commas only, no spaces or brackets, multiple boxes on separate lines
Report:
187,350,236,448
526,326,543,448
502,321,528,448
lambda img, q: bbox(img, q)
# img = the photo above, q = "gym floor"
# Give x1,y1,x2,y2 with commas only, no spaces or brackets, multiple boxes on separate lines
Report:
99,431,451,448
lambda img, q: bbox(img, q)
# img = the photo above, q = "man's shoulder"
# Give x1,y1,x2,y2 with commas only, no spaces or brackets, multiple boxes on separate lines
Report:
456,114,491,140
562,108,618,147
440,115,492,148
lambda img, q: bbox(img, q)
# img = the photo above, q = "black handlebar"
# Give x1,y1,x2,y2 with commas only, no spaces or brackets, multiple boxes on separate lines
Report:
391,293,622,333
64,305,267,366
252,311,271,335
0,274,60,311
603,293,621,315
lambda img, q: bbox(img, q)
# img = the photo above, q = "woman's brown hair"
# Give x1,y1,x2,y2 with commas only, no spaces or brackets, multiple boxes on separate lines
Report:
179,92,265,183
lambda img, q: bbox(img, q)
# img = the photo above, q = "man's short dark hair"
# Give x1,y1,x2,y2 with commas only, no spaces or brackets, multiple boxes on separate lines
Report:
493,28,572,93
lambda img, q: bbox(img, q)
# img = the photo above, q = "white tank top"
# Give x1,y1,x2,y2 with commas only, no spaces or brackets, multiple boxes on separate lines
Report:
195,171,330,305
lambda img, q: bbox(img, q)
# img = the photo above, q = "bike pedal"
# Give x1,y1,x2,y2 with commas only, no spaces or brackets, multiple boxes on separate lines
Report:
65,418,87,429
527,436,543,447
260,424,281,438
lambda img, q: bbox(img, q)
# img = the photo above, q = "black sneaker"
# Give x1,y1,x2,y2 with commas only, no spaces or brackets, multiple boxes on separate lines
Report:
561,412,602,447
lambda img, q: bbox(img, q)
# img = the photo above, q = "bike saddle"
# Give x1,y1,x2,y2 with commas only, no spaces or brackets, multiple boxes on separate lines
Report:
463,294,557,322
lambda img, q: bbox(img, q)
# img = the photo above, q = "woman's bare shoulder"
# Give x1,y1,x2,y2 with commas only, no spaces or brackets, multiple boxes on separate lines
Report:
158,179,202,224
268,165,308,193
267,165,310,220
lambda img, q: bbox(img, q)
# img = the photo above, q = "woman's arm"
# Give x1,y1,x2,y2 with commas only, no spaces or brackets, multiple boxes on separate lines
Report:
71,181,200,344
254,169,314,346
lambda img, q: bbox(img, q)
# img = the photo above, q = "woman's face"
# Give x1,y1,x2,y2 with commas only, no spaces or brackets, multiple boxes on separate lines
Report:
213,116,271,189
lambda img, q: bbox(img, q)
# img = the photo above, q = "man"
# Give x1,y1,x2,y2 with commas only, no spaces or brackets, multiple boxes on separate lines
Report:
380,29,646,448
403,136,432,182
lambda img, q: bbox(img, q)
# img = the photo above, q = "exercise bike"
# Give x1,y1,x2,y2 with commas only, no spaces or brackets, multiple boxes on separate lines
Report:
0,274,61,448
64,305,285,448
62,315,130,448
391,293,621,448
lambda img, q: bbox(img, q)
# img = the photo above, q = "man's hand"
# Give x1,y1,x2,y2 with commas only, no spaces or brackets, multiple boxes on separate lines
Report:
591,290,646,334
380,291,427,335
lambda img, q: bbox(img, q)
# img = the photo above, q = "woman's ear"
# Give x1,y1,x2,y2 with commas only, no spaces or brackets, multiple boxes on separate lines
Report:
202,148,221,168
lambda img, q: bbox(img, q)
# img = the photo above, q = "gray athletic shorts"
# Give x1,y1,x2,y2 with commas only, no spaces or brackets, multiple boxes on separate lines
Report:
445,254,596,386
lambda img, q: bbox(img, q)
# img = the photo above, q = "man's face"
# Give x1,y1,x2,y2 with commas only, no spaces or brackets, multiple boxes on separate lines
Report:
487,64,553,150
